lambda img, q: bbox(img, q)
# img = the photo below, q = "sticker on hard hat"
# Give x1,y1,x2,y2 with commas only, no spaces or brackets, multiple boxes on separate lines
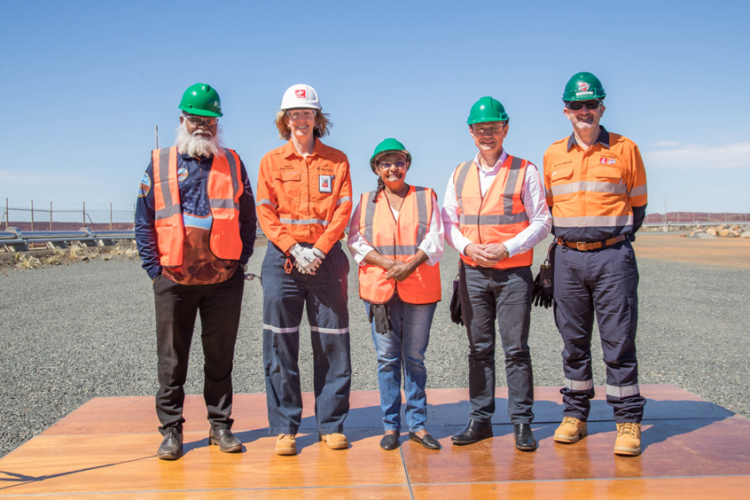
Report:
319,175,333,193
138,172,151,197
576,91,594,97
177,167,188,182
295,89,306,98
578,82,591,92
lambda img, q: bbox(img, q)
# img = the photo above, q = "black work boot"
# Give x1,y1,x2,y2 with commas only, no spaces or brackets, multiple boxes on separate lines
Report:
157,428,183,460
451,419,493,445
209,428,242,453
513,423,537,451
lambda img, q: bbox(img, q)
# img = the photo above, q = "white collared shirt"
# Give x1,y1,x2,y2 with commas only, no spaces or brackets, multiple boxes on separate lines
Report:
441,150,551,257
347,190,444,266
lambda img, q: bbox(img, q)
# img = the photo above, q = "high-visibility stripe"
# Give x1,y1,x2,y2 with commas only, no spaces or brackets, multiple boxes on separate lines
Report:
310,326,350,334
553,214,633,228
263,324,300,334
629,184,648,197
454,161,473,214
374,244,419,256
459,213,529,225
155,205,181,219
363,191,376,246
551,181,628,197
606,384,640,399
209,198,239,209
336,196,351,206
257,199,277,208
503,157,523,214
279,218,330,226
565,378,594,391
415,186,428,246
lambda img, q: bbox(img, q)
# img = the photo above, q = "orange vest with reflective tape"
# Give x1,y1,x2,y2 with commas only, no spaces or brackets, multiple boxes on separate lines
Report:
152,146,243,267
358,186,441,305
453,156,533,269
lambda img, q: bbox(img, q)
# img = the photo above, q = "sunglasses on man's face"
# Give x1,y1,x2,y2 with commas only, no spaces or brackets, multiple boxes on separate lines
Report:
566,100,602,111
183,115,218,126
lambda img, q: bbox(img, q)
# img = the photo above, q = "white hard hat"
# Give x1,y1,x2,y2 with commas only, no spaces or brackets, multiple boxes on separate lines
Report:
280,84,321,110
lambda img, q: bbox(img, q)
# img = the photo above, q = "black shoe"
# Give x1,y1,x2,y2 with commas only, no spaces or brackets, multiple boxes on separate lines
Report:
157,428,183,460
409,432,441,450
451,419,493,445
209,428,242,453
380,433,400,451
514,423,537,451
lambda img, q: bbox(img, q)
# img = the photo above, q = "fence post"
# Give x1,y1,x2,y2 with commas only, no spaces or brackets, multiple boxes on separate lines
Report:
110,203,113,231
4,198,7,229
31,200,34,232
50,201,53,231
83,202,86,227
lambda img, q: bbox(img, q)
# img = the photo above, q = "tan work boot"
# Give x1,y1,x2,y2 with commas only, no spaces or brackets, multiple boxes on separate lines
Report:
614,422,642,456
275,434,296,455
319,432,348,449
554,417,588,443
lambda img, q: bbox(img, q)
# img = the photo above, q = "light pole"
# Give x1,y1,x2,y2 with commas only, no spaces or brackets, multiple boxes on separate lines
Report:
652,192,667,228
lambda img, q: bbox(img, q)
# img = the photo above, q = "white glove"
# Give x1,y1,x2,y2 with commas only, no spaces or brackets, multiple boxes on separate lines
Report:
290,244,323,274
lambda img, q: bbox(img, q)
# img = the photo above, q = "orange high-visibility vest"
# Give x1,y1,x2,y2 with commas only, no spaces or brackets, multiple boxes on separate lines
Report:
453,156,533,269
358,186,441,305
152,146,243,267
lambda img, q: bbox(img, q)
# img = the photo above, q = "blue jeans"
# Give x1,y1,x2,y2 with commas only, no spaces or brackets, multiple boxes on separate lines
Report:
365,296,437,433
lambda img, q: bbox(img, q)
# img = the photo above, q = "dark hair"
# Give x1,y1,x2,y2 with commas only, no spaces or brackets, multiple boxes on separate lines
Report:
373,177,385,203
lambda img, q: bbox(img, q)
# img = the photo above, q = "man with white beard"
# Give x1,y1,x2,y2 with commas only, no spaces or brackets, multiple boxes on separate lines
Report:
135,83,257,460
544,72,648,456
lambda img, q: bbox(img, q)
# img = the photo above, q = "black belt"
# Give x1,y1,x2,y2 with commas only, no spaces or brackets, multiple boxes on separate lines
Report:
557,234,626,251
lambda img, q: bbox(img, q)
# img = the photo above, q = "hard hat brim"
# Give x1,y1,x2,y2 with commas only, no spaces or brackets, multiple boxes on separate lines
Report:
179,105,223,117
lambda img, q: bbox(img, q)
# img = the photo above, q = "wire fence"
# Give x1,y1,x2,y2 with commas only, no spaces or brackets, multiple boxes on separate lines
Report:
644,212,750,225
1,199,135,232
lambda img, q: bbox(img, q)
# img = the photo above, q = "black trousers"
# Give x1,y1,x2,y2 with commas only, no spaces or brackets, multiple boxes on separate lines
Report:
153,268,244,434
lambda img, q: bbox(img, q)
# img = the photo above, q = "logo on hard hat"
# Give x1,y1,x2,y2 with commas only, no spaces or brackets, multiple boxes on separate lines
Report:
578,82,590,92
295,89,306,98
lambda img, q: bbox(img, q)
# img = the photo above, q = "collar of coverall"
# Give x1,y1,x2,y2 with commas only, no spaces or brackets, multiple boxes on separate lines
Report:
179,152,215,160
282,138,330,160
567,125,610,151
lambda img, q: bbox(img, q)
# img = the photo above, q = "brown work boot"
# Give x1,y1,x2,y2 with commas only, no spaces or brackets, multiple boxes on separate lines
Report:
275,434,296,456
614,422,642,456
554,417,588,444
319,432,348,449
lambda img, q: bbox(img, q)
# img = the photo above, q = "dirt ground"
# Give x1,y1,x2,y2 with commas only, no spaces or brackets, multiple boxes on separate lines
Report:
633,234,750,268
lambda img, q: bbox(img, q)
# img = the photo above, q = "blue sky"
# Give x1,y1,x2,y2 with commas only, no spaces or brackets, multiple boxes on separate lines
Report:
2,0,748,215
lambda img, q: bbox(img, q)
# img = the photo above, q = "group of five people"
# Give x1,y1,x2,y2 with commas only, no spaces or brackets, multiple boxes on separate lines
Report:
135,71,648,462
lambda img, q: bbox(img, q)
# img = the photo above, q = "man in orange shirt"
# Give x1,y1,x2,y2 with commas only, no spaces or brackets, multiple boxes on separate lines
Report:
544,72,648,456
256,84,353,456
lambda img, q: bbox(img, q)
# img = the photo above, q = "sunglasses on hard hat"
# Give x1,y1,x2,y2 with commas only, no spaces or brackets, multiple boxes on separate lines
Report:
566,100,602,111
183,114,218,126
286,110,318,121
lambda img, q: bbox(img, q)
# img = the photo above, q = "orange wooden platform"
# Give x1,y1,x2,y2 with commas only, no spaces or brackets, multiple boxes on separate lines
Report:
1,384,749,499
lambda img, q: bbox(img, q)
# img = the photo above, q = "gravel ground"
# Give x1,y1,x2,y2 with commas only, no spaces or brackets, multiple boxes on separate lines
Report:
1,238,748,458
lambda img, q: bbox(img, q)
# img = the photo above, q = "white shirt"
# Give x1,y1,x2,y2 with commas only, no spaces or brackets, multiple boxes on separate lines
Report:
441,150,551,257
347,190,444,266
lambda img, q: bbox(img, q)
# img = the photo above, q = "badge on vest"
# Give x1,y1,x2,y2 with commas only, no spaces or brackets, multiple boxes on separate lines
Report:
319,174,333,193
138,172,151,197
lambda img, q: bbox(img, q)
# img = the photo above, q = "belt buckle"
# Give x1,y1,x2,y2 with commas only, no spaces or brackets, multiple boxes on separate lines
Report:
576,242,589,251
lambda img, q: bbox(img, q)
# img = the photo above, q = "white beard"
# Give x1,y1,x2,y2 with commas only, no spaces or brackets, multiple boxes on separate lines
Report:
175,121,223,158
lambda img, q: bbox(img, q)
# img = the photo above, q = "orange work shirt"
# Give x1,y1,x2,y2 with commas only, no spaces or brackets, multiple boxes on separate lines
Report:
256,140,353,254
543,127,647,242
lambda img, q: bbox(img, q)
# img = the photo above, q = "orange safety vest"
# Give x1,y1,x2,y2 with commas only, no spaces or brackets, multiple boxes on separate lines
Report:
358,186,441,305
454,156,533,269
152,146,243,267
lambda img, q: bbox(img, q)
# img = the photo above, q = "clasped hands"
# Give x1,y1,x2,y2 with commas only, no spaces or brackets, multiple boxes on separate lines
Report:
465,243,508,267
379,259,417,282
290,244,326,274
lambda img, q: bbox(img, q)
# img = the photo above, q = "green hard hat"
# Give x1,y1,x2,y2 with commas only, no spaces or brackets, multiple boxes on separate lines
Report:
178,83,223,117
562,72,606,102
467,97,508,125
370,138,412,173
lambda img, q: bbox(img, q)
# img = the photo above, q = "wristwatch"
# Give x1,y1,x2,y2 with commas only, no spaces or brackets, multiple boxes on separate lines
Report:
240,263,248,272
504,248,510,259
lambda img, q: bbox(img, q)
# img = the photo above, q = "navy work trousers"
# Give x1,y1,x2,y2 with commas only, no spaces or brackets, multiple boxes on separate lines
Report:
552,239,646,423
459,263,535,424
153,267,245,435
262,242,351,435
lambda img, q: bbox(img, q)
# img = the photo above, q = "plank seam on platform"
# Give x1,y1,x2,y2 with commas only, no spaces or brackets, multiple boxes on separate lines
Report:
398,444,416,500
408,473,750,486
0,483,412,497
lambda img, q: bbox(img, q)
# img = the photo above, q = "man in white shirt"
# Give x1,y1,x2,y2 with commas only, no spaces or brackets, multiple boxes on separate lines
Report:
442,97,551,450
